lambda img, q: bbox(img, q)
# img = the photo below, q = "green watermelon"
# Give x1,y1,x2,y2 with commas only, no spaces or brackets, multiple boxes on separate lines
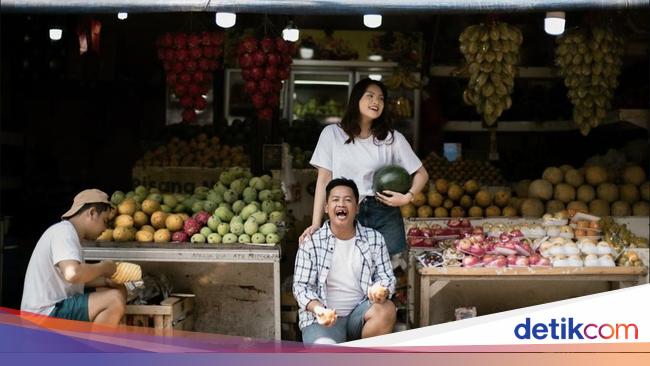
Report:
372,165,411,194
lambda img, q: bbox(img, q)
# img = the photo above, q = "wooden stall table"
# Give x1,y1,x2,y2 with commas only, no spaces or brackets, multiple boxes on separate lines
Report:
82,241,282,340
418,266,648,328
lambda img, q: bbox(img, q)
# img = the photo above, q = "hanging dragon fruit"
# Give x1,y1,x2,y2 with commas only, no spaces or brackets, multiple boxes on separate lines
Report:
237,36,293,121
156,31,224,123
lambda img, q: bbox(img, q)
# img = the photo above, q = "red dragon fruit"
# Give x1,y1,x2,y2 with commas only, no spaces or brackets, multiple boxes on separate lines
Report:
183,218,202,236
172,231,190,243
194,211,211,226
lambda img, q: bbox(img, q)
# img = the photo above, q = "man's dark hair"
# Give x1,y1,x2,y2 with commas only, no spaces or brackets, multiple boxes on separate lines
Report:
73,202,113,218
326,178,360,202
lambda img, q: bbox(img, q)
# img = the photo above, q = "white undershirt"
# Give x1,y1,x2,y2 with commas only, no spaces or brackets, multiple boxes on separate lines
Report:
326,237,364,316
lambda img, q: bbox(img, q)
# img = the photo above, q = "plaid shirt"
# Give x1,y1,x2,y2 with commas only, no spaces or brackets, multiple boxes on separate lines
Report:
292,221,396,329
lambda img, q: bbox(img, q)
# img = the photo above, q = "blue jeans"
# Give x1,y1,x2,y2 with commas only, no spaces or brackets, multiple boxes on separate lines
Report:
301,299,371,344
357,197,406,256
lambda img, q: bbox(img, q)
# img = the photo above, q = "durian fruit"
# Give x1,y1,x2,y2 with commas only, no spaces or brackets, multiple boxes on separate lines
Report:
111,262,142,284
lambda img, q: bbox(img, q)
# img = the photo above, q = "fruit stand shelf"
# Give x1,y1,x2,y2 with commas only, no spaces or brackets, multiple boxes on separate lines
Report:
417,265,648,328
293,59,398,70
442,109,649,132
82,241,282,340
419,266,647,279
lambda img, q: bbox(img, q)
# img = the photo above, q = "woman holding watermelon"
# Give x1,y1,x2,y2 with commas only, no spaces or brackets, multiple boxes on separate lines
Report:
300,78,428,256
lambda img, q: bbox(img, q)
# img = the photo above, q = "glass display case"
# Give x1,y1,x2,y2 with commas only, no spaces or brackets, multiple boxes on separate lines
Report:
289,71,352,124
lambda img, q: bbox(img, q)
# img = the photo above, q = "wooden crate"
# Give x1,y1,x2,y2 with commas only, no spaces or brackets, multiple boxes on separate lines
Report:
281,291,299,341
123,295,194,331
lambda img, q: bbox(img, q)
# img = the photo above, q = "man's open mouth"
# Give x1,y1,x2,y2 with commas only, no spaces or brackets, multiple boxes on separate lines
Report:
335,208,348,219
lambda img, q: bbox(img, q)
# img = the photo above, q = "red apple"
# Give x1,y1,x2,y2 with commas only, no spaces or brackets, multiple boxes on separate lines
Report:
463,256,480,267
242,37,257,53
257,108,273,121
529,254,541,265
187,83,201,96
189,47,202,59
192,72,205,83
265,66,278,80
238,54,253,69
174,84,187,97
194,96,207,110
260,37,275,52
182,108,196,122
251,93,266,109
259,79,273,94
180,95,194,108
185,60,197,72
175,49,189,61
173,33,188,49
173,62,185,74
188,33,201,48
252,51,266,66
244,81,257,94
250,67,264,80
267,53,280,66
506,254,518,265
198,58,211,71
179,73,192,84
267,93,280,107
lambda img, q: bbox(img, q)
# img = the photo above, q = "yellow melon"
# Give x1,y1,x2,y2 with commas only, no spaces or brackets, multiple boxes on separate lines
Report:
165,214,184,232
622,166,646,185
474,190,492,208
611,201,631,217
412,192,427,207
154,228,171,243
546,200,565,214
493,190,511,208
96,229,113,242
528,179,553,201
542,167,564,185
117,198,137,216
400,204,416,218
585,165,608,185
135,230,154,242
589,199,610,217
132,211,149,228
427,192,444,207
434,207,448,218
141,199,161,215
113,226,134,242
485,206,501,217
463,179,480,195
577,185,596,203
554,183,576,203
450,206,465,218
502,206,518,217
447,184,464,201
619,184,640,204
520,198,544,218
567,201,589,214
434,179,449,195
564,169,584,188
114,214,134,228
417,205,433,218
597,183,619,203
633,201,649,216
150,211,169,229
141,225,155,234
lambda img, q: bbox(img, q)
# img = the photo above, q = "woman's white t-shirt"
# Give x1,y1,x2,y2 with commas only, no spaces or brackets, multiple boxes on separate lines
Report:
310,124,422,201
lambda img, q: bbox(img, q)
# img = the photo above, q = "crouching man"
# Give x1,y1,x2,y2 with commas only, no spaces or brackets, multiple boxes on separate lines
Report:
293,178,396,344
21,189,126,325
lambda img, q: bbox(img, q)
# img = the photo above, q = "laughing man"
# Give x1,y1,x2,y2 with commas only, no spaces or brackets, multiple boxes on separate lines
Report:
293,177,396,344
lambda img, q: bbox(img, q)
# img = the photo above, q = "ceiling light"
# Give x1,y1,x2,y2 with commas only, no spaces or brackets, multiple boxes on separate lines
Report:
368,54,383,62
282,22,299,42
368,74,383,81
117,12,128,20
215,12,236,28
363,14,382,28
544,11,565,35
49,28,62,41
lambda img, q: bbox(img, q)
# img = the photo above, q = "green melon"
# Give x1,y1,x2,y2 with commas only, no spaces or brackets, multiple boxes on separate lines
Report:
611,201,631,217
554,183,576,203
589,199,610,217
585,165,608,185
576,185,596,203
546,200,565,214
622,166,646,185
520,198,544,218
633,201,649,216
372,165,411,194
597,183,619,203
528,179,553,201
619,184,640,204
564,169,584,188
542,167,564,185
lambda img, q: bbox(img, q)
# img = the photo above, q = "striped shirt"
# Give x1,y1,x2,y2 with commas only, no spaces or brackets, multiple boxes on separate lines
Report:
292,221,396,329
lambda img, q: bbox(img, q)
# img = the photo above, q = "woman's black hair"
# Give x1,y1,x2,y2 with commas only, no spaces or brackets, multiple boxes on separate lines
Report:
339,78,394,145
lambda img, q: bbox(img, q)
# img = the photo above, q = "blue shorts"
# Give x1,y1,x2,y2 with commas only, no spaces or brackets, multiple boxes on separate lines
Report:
301,299,372,344
49,291,91,322
357,197,406,256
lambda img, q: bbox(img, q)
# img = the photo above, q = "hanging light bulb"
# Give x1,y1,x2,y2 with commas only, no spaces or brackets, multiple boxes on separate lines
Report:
544,11,565,35
215,12,236,28
282,22,299,42
117,12,128,20
49,28,62,41
363,14,382,29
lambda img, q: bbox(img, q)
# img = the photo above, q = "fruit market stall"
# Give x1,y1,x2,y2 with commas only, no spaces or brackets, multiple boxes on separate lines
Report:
405,215,649,328
82,241,282,340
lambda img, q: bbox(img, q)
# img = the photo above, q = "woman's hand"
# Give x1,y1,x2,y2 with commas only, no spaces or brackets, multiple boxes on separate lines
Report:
376,190,411,207
299,224,320,244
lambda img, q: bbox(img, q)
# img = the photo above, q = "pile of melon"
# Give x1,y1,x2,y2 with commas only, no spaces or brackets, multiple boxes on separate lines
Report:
400,178,516,218
512,164,649,218
422,153,506,186
134,132,249,168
